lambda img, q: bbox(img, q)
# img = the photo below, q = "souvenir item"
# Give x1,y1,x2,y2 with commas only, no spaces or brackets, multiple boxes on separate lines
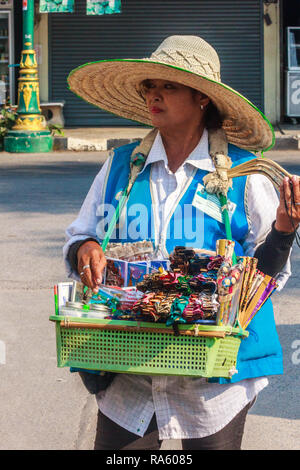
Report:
40,0,74,13
105,258,127,287
127,262,148,287
105,240,154,261
215,255,278,327
149,260,170,272
51,240,279,380
86,0,121,15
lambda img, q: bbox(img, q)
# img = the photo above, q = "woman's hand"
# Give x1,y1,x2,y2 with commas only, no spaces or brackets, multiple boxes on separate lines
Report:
77,240,106,293
275,176,300,233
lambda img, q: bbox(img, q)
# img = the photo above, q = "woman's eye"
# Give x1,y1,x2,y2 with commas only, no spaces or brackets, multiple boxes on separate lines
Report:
143,84,155,92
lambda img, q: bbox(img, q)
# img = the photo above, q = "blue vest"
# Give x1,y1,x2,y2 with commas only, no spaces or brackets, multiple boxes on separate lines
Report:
96,142,283,384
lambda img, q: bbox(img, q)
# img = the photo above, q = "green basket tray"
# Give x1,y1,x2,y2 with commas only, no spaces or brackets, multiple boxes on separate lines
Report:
50,315,248,379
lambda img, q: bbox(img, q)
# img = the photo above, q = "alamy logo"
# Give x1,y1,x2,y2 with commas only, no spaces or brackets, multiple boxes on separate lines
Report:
291,339,300,365
95,203,204,245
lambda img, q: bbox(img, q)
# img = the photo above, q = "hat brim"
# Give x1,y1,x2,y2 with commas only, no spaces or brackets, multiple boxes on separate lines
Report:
68,59,275,152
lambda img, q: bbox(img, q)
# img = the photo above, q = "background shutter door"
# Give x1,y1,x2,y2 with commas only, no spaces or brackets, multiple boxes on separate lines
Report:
49,0,263,127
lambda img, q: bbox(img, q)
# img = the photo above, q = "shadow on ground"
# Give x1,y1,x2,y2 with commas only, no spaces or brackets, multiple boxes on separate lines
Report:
0,162,102,214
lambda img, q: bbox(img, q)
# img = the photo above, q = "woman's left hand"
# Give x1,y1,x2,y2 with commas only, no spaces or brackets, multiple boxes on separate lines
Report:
275,175,300,233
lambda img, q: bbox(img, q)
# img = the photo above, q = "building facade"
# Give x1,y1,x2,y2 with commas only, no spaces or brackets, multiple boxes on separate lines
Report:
11,1,298,127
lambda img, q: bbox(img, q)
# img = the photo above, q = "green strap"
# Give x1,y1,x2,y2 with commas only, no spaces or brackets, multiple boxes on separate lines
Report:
101,184,129,253
101,152,147,253
234,316,245,334
219,193,237,265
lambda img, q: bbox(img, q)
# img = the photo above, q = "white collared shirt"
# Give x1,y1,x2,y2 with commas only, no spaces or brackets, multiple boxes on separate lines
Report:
141,130,214,256
63,129,291,440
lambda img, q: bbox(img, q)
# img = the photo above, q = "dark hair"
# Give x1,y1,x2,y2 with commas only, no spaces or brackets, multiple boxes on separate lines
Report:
204,101,224,130
190,88,223,130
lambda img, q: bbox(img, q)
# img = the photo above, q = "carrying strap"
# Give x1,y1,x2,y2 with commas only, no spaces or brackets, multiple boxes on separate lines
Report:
204,128,233,197
206,129,236,263
101,128,158,252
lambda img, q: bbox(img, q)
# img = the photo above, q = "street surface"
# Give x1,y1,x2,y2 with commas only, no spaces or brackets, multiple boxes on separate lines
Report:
0,149,299,450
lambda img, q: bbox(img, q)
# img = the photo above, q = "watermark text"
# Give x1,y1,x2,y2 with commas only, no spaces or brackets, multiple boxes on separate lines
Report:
291,339,300,365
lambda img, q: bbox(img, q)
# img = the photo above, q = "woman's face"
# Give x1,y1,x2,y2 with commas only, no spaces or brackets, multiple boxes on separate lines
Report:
141,79,208,130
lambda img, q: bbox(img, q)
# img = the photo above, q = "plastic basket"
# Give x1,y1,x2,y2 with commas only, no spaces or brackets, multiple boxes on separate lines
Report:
50,315,248,379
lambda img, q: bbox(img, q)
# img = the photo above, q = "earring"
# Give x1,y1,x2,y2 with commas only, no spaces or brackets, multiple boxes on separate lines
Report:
200,105,204,110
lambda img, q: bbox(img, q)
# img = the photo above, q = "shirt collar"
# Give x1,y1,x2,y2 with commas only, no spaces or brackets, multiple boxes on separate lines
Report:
140,128,215,174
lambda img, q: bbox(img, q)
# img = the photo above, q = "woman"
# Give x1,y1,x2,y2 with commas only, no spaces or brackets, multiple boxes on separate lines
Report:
65,36,300,450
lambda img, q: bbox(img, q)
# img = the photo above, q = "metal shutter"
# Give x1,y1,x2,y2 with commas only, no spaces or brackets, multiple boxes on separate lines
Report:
49,0,264,127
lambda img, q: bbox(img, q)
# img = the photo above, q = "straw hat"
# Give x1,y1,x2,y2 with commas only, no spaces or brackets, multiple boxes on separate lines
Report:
68,35,274,152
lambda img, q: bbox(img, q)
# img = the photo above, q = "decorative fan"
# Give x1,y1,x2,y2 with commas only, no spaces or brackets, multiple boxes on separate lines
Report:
203,156,292,196
227,158,292,191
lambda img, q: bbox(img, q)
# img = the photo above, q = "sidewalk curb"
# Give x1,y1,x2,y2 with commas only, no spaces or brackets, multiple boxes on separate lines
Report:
53,136,142,152
53,134,300,152
272,134,300,151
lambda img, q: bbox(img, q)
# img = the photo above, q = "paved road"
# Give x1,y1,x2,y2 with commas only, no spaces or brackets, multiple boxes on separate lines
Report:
0,149,299,450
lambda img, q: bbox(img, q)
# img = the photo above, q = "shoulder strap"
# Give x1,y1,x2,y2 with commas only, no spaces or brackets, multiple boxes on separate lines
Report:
204,128,233,196
206,128,236,261
101,128,158,252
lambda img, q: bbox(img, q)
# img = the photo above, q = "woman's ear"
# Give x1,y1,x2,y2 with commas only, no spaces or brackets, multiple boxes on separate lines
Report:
194,91,210,109
199,95,210,109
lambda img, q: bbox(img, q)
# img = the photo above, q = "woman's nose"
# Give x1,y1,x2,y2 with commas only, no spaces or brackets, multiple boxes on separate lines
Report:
150,87,162,101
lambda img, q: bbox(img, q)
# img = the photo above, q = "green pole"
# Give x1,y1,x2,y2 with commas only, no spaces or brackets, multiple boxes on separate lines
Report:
4,0,53,153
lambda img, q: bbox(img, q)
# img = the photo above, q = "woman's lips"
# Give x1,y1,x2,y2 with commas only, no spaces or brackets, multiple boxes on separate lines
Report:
150,106,163,114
